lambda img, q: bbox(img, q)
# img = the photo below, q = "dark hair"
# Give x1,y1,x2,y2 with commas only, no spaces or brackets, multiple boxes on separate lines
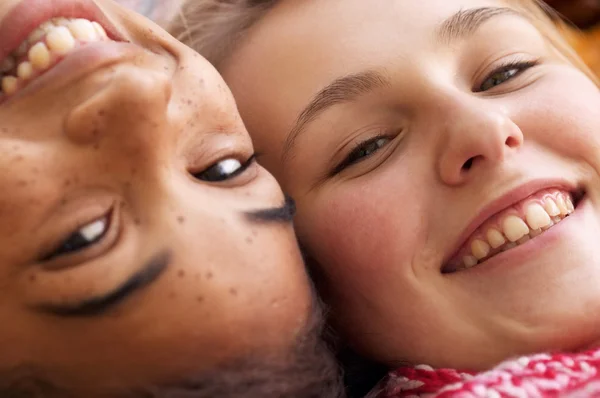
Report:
0,303,344,398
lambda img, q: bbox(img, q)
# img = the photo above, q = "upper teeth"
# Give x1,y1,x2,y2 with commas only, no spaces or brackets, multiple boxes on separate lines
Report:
0,17,109,97
454,192,576,271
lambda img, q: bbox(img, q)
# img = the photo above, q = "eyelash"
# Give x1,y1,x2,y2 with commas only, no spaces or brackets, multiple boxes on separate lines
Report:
475,59,539,93
192,154,257,182
331,60,539,175
332,133,393,176
42,211,113,262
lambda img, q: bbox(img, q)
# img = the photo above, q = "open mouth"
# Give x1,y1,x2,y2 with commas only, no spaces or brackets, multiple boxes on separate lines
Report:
442,188,585,274
0,17,115,98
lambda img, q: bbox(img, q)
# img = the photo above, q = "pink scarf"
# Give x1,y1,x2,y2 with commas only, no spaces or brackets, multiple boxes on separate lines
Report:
377,348,600,397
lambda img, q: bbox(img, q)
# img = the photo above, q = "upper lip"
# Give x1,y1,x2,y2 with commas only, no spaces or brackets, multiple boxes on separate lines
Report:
443,179,579,268
0,0,125,66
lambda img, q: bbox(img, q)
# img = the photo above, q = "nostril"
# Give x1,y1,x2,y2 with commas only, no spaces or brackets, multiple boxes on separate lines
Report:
462,157,475,171
505,136,520,148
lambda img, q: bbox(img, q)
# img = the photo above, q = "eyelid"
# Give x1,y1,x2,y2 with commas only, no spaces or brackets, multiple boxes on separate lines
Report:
330,129,401,176
39,205,121,269
473,56,540,93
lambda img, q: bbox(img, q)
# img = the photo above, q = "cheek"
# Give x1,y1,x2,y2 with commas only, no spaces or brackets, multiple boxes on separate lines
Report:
518,70,600,162
299,169,428,287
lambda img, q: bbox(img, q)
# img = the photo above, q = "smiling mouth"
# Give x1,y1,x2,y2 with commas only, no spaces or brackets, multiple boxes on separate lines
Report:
443,188,585,274
0,17,114,98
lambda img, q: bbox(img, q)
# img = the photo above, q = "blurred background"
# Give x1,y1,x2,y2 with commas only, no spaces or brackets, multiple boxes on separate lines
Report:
114,0,600,76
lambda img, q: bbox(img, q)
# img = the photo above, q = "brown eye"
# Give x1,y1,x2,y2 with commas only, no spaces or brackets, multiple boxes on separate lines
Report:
45,216,109,261
477,60,538,92
194,155,256,182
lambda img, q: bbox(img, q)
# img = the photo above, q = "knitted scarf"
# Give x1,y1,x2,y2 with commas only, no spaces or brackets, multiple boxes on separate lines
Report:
376,348,600,397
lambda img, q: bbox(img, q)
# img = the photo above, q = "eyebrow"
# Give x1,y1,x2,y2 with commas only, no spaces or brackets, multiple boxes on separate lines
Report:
282,7,522,165
282,70,391,164
436,7,521,44
36,250,171,317
245,195,296,224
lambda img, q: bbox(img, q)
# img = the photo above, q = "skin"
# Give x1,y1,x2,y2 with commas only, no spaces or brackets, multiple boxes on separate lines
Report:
220,0,600,370
0,0,316,394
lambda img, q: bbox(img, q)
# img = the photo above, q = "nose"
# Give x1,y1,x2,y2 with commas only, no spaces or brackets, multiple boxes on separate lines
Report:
64,65,172,151
435,95,523,186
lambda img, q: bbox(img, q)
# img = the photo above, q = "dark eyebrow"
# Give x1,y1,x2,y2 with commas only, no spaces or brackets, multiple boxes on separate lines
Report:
245,195,296,224
36,250,171,317
282,70,391,164
436,7,522,44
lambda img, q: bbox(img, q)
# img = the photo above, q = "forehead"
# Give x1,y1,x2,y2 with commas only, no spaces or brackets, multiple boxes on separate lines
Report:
223,0,522,142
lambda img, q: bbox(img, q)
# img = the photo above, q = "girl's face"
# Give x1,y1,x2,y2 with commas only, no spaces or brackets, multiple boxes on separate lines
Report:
0,0,316,394
222,0,600,369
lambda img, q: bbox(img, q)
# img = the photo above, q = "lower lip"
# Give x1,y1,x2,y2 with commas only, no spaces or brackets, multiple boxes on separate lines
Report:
1,41,144,106
446,196,589,276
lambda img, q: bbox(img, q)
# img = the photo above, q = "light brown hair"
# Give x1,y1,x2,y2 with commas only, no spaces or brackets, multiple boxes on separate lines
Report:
167,0,597,83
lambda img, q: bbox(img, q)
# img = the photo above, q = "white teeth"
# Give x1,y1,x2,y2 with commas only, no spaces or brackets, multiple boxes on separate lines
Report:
28,27,46,44
556,195,569,215
471,239,490,260
68,19,97,41
16,61,33,80
46,26,76,56
502,215,530,242
2,76,18,95
566,197,575,212
92,21,108,39
486,228,506,249
525,203,552,230
463,255,478,268
544,198,561,217
51,17,70,27
28,42,51,71
80,218,107,241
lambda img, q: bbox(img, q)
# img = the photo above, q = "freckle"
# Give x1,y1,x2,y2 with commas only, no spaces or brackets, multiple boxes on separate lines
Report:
252,229,258,237
196,296,204,303
14,155,23,162
134,218,141,225
63,179,71,187
32,167,39,174
177,216,185,224
206,272,213,280
98,109,105,117
168,292,177,299
28,274,36,283
93,143,100,150
229,288,238,296
177,269,186,278
60,198,67,205
245,237,253,244
91,129,99,137
17,180,27,187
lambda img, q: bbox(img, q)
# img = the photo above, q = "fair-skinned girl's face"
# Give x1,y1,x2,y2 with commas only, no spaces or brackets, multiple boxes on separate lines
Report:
221,0,600,369
0,0,315,394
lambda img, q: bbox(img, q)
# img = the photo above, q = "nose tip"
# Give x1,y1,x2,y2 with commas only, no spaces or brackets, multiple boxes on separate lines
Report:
438,110,524,185
64,66,172,145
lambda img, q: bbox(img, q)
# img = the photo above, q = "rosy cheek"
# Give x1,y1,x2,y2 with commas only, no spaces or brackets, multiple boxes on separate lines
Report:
301,173,426,287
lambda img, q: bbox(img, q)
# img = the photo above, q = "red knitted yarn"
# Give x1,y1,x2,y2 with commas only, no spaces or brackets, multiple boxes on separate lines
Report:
378,349,600,397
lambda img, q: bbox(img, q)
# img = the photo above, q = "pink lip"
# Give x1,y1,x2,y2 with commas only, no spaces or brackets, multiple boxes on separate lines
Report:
0,0,125,64
442,179,578,271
